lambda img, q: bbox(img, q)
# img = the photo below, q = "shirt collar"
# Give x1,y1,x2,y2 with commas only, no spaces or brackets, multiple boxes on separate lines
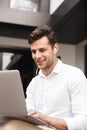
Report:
38,59,63,78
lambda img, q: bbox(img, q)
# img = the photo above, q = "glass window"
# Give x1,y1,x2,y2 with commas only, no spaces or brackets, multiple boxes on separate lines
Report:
10,0,39,12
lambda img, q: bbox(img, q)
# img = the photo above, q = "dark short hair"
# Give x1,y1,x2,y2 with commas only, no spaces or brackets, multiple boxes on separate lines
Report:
28,25,58,47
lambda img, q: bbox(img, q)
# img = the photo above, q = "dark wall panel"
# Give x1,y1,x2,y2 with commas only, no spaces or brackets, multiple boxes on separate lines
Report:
85,45,87,78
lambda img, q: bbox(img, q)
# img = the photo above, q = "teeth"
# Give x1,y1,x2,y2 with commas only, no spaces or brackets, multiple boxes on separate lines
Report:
37,60,43,62
36,59,45,62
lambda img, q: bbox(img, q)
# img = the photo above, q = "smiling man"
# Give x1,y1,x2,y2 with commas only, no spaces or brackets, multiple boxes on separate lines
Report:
25,25,87,130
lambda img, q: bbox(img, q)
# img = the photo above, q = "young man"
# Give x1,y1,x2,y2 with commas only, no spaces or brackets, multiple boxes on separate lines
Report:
0,25,87,130
26,25,87,130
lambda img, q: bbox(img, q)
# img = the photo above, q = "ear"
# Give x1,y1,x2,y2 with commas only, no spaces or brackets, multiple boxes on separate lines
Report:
53,43,59,55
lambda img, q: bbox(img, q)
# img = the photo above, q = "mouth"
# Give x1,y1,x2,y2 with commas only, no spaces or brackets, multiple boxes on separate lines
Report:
36,59,46,65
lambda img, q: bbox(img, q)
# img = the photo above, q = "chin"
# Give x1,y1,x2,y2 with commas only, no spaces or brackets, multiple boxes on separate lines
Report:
38,66,43,69
38,66,45,70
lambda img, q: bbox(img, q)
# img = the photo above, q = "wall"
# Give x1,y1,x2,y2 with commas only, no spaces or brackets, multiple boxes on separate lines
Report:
76,39,87,73
58,40,87,73
58,43,76,66
0,36,29,49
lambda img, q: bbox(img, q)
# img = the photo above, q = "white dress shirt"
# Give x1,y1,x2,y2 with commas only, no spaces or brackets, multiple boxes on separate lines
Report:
26,59,87,130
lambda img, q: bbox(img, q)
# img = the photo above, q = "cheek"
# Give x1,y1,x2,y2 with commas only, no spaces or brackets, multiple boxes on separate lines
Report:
45,50,54,57
31,54,35,60
48,52,54,59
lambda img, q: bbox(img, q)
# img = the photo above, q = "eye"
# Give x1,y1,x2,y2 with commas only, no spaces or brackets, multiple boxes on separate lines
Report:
39,48,46,53
31,50,36,54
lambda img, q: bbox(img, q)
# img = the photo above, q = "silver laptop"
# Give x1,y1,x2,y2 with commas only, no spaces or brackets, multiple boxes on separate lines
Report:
0,70,47,125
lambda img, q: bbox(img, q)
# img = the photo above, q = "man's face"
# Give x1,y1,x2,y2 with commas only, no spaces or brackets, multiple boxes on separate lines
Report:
30,36,57,70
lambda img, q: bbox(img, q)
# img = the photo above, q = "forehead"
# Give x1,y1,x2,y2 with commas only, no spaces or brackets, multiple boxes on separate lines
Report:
30,36,51,49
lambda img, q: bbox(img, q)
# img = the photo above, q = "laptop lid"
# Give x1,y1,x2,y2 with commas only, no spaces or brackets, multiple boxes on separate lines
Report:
0,70,27,117
0,70,47,126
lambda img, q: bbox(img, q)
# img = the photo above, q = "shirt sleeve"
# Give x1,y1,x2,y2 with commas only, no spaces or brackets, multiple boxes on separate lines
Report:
69,69,87,115
63,114,87,130
65,69,87,130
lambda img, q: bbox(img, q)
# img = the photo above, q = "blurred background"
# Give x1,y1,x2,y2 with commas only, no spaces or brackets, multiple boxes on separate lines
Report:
0,0,87,96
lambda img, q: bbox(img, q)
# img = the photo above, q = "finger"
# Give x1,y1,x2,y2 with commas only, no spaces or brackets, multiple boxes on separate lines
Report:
28,109,36,115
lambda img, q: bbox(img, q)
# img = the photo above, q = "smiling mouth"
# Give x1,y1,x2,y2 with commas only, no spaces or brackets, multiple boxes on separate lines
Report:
36,59,45,65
